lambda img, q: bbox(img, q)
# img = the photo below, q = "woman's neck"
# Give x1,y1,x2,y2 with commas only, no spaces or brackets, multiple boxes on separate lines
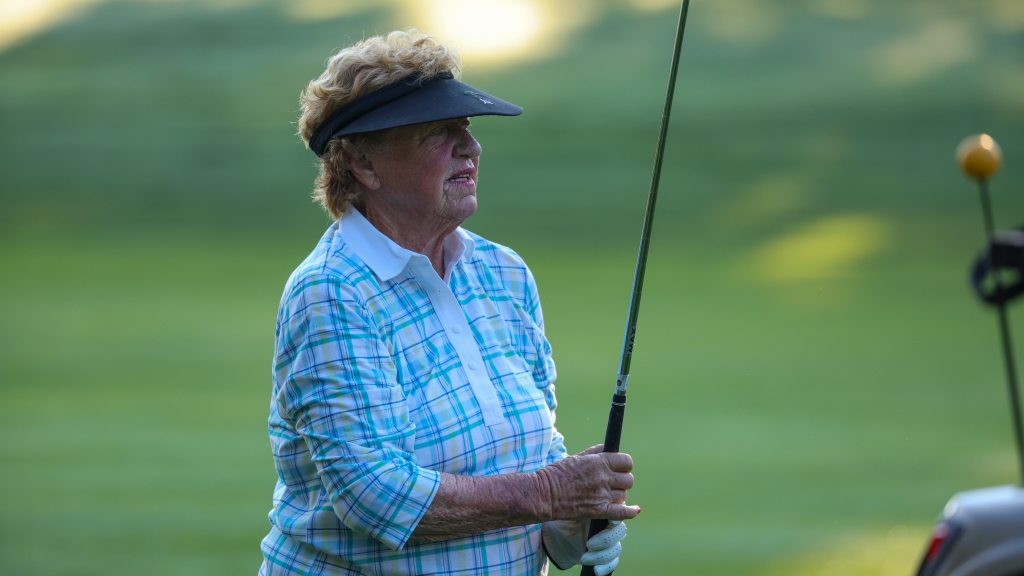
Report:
358,200,461,279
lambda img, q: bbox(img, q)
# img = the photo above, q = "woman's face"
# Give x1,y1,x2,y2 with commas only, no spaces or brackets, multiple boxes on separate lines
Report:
368,117,482,224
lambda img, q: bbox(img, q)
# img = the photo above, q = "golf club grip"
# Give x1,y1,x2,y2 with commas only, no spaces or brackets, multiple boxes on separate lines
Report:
603,393,626,453
579,394,627,576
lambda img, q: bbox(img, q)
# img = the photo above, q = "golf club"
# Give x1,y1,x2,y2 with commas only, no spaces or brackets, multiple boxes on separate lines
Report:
580,1,691,574
957,133,1024,485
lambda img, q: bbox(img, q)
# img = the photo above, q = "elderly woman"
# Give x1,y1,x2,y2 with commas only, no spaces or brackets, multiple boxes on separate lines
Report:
260,31,638,576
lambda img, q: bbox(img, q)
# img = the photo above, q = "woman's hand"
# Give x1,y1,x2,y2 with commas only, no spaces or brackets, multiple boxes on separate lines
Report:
535,445,639,521
410,445,637,543
581,519,628,576
542,514,630,572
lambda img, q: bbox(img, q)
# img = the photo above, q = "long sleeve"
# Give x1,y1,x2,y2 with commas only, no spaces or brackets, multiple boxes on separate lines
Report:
273,272,441,551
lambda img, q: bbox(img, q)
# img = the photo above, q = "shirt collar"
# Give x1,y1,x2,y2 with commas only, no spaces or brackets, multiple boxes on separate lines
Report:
339,206,475,282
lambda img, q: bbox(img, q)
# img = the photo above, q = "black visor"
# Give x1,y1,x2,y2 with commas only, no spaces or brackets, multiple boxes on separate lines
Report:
308,71,522,156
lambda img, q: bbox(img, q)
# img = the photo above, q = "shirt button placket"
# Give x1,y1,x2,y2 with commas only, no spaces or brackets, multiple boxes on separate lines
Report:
415,261,503,426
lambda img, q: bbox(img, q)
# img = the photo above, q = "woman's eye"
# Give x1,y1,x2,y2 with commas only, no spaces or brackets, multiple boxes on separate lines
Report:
430,126,447,137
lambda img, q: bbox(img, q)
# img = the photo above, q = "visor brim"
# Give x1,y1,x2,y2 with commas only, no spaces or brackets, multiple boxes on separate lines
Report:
333,78,522,138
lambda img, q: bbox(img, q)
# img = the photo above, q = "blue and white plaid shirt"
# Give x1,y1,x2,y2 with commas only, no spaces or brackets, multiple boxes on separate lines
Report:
260,208,567,575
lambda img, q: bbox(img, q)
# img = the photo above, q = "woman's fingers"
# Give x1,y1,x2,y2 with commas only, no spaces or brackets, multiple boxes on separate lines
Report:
580,542,622,566
580,518,629,576
601,453,633,473
604,503,641,520
594,556,619,576
537,450,639,520
611,472,634,490
586,520,627,551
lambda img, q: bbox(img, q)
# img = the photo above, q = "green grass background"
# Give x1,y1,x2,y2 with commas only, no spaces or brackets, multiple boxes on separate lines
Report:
2,0,1024,574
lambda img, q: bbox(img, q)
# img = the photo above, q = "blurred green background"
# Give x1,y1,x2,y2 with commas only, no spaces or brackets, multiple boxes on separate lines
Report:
2,0,1024,574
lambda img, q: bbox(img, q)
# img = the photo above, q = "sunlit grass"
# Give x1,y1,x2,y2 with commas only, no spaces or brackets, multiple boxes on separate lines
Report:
870,20,979,86
766,525,932,576
752,215,890,283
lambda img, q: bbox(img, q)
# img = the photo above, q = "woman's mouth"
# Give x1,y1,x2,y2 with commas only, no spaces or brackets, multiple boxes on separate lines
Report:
447,170,476,186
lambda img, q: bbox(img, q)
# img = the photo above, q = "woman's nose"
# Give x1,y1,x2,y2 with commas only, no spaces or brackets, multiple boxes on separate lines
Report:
455,132,482,160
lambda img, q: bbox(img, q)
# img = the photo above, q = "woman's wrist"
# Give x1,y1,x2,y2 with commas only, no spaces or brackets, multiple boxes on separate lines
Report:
410,471,554,542
531,466,557,521
482,471,554,525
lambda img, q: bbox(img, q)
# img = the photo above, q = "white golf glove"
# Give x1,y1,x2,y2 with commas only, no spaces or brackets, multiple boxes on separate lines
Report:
542,518,627,575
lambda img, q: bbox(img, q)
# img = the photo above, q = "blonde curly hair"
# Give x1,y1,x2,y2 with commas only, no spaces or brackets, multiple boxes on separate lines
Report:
298,30,462,219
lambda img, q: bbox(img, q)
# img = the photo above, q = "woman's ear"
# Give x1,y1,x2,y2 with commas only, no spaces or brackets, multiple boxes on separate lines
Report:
343,145,381,190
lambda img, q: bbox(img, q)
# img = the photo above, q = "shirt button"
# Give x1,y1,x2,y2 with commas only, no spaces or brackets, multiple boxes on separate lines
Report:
452,326,462,334
468,361,478,370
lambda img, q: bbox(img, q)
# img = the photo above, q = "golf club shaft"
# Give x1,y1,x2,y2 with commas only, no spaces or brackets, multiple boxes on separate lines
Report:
581,2,691,574
978,180,1024,485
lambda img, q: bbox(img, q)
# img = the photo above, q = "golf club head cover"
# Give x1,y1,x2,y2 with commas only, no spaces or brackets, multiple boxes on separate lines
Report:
971,228,1024,306
541,518,626,574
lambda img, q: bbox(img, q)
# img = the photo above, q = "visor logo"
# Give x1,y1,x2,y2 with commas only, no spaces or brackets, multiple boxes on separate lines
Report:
464,91,493,105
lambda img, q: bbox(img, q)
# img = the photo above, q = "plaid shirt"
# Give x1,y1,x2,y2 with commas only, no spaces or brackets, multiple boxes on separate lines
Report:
260,208,566,575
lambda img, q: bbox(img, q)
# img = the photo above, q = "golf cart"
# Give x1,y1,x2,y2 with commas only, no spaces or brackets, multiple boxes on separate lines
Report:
913,136,1024,576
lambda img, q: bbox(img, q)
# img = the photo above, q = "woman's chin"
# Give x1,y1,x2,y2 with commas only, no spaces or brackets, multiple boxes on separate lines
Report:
444,190,478,221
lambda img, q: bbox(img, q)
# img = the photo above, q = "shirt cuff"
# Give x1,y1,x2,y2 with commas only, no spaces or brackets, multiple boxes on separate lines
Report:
332,463,442,551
